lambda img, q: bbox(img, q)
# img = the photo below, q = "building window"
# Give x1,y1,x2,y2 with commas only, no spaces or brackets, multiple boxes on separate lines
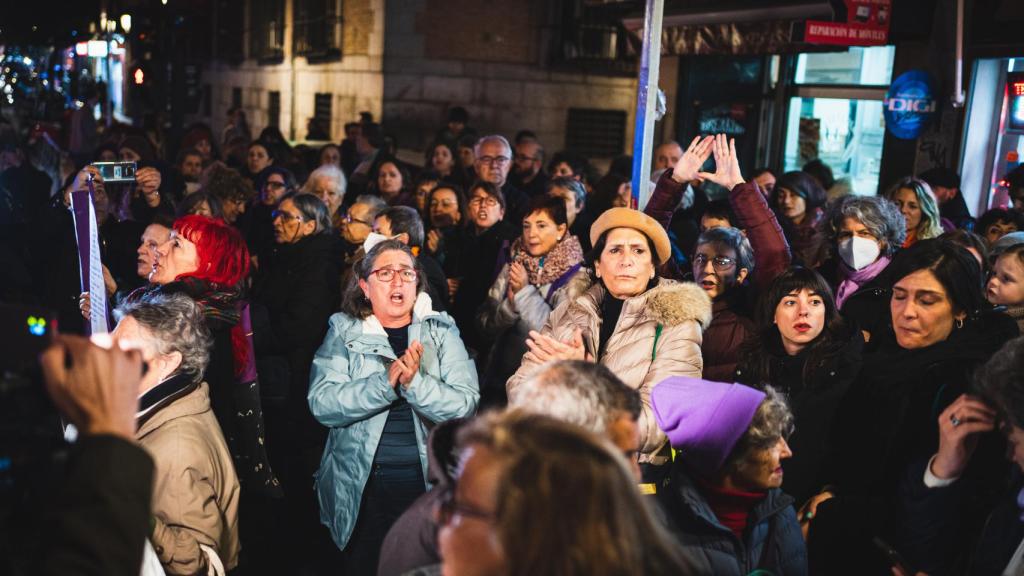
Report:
783,45,896,195
294,0,344,63
250,0,285,64
551,1,636,76
313,93,333,138
268,91,281,129
232,87,243,109
566,108,627,158
216,0,245,65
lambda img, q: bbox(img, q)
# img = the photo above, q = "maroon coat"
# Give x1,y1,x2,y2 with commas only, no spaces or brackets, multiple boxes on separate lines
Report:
645,172,791,380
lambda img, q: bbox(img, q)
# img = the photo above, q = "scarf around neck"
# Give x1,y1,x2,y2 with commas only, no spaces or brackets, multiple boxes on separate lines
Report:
835,255,890,309
511,234,584,287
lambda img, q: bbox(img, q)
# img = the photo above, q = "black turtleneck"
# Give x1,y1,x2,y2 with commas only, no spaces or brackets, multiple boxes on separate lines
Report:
599,295,625,358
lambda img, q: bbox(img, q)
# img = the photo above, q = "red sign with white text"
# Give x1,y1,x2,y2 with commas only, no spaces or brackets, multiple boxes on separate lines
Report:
805,0,891,46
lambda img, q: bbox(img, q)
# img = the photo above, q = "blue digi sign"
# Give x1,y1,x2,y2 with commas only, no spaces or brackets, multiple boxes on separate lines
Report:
883,70,938,140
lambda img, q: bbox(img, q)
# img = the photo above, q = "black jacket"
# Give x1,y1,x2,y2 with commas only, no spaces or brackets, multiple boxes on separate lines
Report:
251,233,341,432
38,435,154,576
940,192,975,231
657,464,808,576
814,310,1018,575
901,459,1018,576
735,327,864,506
419,252,448,312
449,221,516,357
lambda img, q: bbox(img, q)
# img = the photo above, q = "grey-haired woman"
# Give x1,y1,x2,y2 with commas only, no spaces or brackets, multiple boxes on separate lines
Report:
815,194,906,340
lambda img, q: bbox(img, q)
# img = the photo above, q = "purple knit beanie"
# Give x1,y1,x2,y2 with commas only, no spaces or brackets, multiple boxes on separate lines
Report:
652,376,766,477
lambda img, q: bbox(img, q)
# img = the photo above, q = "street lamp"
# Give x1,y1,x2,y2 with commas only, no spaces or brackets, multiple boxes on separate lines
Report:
120,14,132,34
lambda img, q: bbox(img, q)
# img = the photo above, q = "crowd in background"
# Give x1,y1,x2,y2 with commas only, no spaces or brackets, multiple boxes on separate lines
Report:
7,103,1024,576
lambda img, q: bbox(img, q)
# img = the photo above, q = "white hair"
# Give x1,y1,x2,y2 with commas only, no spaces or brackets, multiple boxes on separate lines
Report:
302,164,347,197
474,134,512,158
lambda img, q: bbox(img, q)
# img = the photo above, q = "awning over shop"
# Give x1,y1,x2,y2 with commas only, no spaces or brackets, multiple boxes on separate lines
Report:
621,0,837,55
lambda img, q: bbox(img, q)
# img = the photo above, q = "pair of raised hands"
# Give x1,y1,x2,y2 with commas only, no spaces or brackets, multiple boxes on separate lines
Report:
64,165,163,208
388,341,424,389
671,133,745,192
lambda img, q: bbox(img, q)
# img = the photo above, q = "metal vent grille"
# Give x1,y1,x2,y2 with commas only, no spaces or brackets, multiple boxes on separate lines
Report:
565,108,627,158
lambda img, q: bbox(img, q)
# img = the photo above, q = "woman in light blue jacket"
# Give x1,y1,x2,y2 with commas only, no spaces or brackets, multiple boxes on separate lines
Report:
308,239,479,573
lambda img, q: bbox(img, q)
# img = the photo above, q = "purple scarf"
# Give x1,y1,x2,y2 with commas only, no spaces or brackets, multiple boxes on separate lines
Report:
836,255,890,309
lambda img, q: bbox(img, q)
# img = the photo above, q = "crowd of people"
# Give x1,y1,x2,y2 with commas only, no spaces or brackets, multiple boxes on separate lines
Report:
7,104,1024,576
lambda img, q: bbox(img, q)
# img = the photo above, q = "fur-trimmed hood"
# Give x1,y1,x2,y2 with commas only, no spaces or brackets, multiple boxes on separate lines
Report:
566,268,713,329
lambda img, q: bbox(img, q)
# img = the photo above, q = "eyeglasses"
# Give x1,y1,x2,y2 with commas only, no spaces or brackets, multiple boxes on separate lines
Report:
692,254,737,271
477,155,510,166
369,267,418,283
272,209,303,223
344,212,372,226
264,181,287,190
468,195,499,208
430,199,456,208
434,487,495,526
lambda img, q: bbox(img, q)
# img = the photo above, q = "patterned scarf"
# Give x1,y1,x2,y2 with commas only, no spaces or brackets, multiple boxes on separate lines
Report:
165,277,243,327
512,234,584,287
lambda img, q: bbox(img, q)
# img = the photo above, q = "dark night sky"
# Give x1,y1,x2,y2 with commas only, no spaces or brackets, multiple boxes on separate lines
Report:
2,2,104,45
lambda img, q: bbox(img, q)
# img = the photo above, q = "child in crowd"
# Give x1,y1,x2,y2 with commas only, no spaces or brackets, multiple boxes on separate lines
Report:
987,243,1024,331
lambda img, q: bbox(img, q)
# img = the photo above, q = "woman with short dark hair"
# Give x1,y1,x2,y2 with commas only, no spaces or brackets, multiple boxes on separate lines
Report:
735,267,863,506
370,156,417,208
808,239,1019,575
477,195,585,408
447,181,517,359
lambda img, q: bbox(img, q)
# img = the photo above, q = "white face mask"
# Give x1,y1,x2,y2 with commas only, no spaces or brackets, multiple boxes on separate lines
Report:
363,232,394,253
838,236,881,271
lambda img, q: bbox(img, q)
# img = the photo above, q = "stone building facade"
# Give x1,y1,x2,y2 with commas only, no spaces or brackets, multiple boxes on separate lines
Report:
196,0,638,159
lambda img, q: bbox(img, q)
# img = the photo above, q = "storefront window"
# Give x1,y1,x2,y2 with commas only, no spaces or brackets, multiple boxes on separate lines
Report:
783,45,896,195
795,46,895,85
783,97,886,196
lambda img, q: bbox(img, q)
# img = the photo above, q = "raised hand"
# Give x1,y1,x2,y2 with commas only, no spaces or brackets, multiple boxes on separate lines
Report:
396,341,423,387
426,229,442,254
39,334,144,439
63,165,105,207
523,328,589,364
671,135,714,184
135,167,162,207
507,262,528,297
697,133,745,191
930,394,996,480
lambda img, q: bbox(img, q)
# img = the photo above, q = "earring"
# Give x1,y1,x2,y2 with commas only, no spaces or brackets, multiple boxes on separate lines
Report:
955,317,964,329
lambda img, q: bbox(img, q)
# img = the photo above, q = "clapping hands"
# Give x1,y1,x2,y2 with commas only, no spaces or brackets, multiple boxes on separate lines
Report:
388,341,424,388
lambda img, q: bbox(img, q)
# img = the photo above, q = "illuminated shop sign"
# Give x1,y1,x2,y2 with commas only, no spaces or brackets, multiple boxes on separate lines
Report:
1009,72,1024,134
883,70,937,140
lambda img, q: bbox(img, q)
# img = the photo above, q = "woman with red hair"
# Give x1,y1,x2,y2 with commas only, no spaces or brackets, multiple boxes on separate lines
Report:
142,215,280,499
